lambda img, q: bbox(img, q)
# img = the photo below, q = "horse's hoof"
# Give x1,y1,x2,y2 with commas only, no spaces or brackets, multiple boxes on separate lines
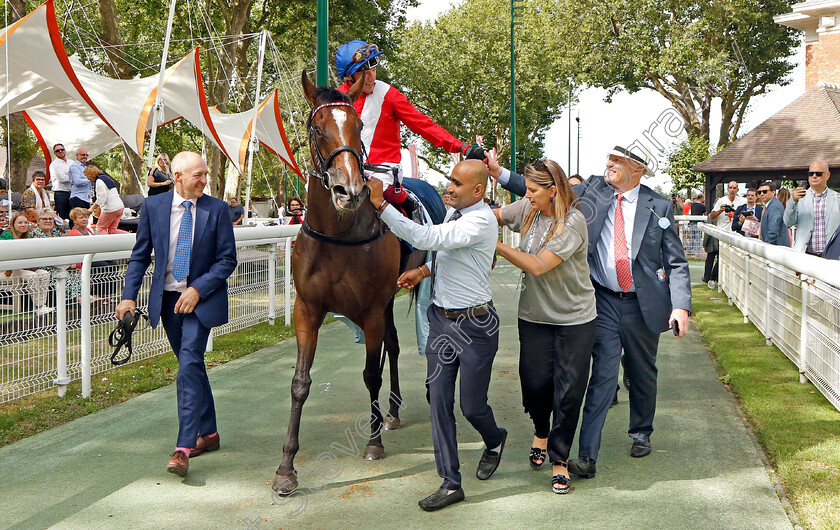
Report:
363,444,385,460
272,473,298,495
383,416,401,431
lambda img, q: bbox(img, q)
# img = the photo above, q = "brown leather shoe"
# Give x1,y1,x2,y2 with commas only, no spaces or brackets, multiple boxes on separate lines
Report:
166,450,189,476
191,433,220,458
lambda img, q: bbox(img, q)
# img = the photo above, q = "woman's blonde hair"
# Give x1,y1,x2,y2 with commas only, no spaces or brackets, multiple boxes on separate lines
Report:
156,153,171,173
69,207,90,220
520,159,577,241
8,211,31,238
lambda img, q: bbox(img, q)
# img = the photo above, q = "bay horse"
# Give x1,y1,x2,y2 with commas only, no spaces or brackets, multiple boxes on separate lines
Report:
273,71,421,494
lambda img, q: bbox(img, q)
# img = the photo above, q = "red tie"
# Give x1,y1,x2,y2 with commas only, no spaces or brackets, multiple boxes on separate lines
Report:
614,194,633,292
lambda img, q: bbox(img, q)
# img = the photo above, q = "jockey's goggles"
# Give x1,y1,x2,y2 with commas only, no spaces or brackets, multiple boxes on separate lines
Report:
348,44,379,73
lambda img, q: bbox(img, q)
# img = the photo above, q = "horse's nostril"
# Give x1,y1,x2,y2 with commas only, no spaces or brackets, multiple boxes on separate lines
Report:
332,185,349,197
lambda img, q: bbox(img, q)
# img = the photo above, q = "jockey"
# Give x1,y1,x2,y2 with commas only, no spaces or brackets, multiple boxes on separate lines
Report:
335,40,484,214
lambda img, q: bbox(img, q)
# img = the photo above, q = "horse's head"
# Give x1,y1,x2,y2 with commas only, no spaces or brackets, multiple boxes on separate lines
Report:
302,71,367,212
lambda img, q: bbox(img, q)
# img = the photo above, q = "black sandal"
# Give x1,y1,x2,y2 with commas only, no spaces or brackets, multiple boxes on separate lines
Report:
529,446,548,469
552,461,571,494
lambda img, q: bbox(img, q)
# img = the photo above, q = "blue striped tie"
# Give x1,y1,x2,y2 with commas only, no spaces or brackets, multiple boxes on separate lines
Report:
172,201,192,282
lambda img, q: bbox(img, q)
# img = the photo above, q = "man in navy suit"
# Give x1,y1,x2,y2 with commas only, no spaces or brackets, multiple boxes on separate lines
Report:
116,151,237,477
758,182,790,247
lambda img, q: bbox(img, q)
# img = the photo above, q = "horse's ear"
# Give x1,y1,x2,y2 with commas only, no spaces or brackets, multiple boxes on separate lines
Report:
302,70,315,104
346,72,365,102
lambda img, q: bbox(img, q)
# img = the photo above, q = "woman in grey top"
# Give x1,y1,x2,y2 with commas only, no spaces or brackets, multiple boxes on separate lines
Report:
495,159,596,494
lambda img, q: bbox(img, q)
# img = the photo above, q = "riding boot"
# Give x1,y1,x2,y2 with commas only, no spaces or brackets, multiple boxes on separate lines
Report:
402,194,423,223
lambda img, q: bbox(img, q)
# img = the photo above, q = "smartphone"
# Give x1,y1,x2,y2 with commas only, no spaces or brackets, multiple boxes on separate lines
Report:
671,319,680,336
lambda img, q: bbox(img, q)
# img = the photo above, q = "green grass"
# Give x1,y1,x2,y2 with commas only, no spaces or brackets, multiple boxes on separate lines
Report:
692,285,840,529
0,320,296,447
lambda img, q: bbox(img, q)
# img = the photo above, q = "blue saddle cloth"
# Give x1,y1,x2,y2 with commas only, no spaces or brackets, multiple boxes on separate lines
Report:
402,177,446,225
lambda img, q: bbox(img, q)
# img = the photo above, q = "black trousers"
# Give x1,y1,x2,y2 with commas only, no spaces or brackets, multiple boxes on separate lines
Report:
54,191,71,221
518,318,596,464
703,250,719,282
426,303,503,490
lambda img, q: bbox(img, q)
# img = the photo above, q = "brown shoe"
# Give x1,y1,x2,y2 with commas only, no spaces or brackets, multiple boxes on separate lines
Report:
166,450,189,476
192,433,220,458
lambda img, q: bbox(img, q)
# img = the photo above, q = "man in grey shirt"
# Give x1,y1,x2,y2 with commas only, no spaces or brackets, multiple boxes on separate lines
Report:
369,160,506,511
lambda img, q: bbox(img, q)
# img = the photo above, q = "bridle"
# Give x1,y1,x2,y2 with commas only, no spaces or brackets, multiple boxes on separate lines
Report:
307,102,367,189
303,100,390,246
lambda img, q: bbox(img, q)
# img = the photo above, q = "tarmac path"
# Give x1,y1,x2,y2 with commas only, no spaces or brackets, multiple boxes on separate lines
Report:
0,263,791,528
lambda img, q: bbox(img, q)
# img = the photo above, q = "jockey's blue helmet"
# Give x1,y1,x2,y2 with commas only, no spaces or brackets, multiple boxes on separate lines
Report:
335,40,384,79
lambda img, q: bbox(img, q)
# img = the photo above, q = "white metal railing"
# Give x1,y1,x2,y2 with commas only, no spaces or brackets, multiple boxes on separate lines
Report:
674,215,708,259
0,225,300,403
700,223,840,412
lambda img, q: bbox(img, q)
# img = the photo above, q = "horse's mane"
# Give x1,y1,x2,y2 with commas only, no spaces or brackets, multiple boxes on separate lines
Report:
312,86,351,106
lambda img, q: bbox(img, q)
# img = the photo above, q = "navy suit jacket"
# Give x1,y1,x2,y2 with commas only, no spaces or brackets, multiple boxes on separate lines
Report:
575,176,692,333
122,191,237,329
731,203,763,235
759,198,790,247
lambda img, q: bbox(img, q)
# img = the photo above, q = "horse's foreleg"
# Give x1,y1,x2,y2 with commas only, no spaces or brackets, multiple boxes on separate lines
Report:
361,310,387,460
383,297,402,431
273,301,325,495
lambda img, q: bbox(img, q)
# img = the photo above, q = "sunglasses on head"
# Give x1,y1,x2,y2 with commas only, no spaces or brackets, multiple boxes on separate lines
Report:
809,171,824,176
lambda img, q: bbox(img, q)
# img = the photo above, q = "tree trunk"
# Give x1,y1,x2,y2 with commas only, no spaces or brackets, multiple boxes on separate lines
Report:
119,144,143,195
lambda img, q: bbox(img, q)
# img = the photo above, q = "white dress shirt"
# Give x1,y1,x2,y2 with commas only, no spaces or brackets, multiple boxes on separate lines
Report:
380,200,497,309
591,184,640,292
48,158,71,192
164,191,197,292
711,195,747,230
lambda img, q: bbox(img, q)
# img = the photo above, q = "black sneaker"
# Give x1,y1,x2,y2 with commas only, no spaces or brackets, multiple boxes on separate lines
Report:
418,487,465,511
476,428,507,480
568,457,596,478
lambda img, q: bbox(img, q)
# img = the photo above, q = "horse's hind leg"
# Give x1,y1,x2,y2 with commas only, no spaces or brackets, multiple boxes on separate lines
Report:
273,301,325,495
383,298,403,431
361,310,387,460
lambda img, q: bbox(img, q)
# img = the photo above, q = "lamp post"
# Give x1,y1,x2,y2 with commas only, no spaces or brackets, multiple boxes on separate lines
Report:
576,115,580,176
316,0,328,86
510,0,524,199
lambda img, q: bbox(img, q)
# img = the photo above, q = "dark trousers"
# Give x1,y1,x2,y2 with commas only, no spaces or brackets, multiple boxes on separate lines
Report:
426,304,503,490
703,250,719,282
577,289,660,461
54,191,71,221
518,318,595,463
68,197,90,229
161,290,217,448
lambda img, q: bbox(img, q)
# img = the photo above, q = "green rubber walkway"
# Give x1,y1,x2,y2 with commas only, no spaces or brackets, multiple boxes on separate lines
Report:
1,262,791,528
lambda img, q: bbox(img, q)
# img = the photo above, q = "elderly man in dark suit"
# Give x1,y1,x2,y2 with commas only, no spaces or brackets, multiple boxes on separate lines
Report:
568,147,691,476
116,151,237,477
758,182,790,246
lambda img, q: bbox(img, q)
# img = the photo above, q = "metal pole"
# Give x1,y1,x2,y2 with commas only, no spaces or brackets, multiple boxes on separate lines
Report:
144,0,178,182
81,254,93,397
268,242,277,325
54,266,69,397
509,0,517,200
568,80,572,176
284,237,292,326
244,31,268,226
316,0,329,87
576,115,580,176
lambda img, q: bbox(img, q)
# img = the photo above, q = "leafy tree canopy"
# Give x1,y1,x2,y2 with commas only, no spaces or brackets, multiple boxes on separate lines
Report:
388,0,571,175
553,0,799,149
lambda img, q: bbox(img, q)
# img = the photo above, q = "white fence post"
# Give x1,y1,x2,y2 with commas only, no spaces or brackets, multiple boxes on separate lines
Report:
799,276,810,385
206,329,214,353
284,237,292,327
81,254,93,398
765,263,773,346
53,266,70,397
742,253,751,324
268,243,277,325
